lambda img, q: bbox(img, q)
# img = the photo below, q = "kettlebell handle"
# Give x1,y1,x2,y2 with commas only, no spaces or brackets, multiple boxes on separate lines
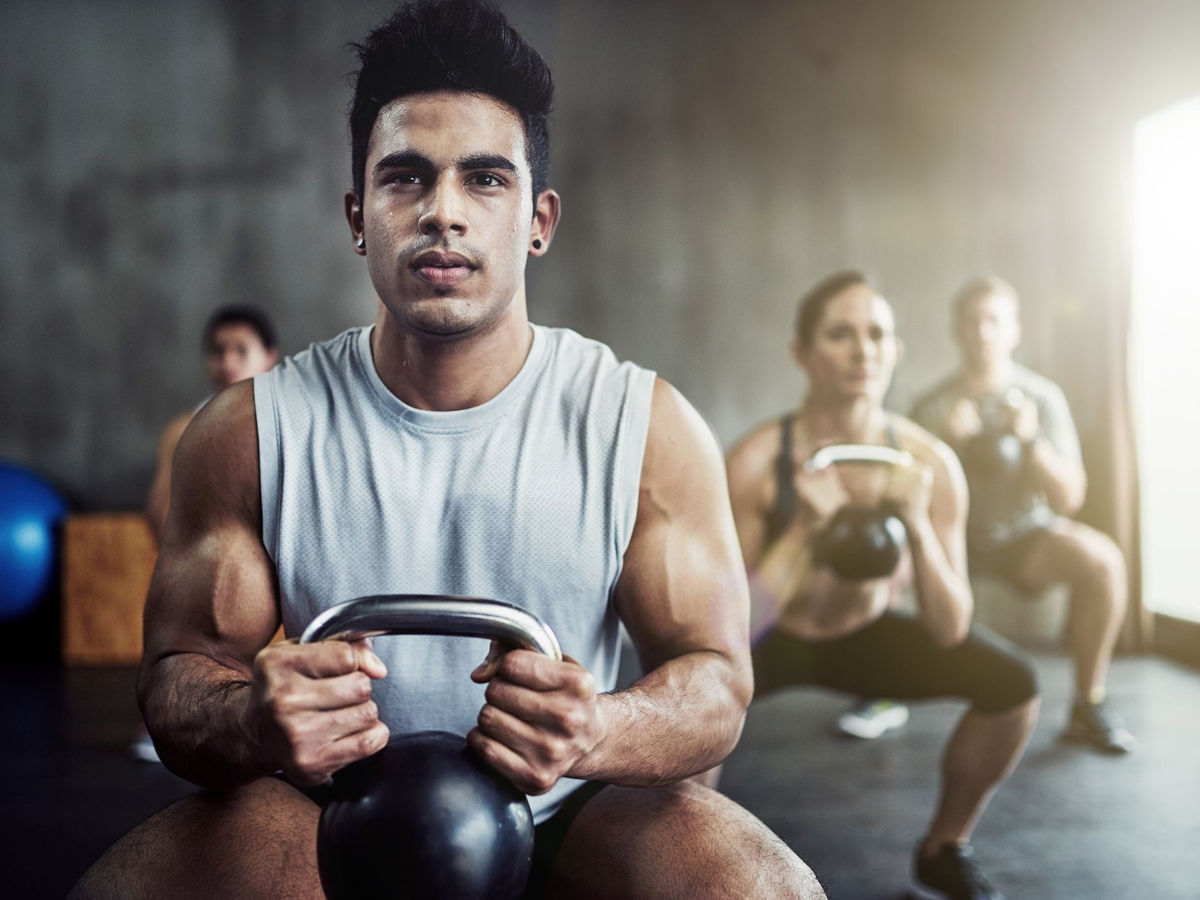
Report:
803,444,913,473
299,595,563,661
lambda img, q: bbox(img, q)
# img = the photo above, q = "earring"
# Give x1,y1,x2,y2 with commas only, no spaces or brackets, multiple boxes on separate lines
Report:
532,239,542,250
356,237,366,250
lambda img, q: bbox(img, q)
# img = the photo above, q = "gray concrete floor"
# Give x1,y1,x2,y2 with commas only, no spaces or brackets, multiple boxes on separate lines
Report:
719,652,1200,899
2,650,1197,899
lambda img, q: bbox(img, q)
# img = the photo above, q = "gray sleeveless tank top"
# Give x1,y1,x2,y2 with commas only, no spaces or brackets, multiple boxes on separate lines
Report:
253,324,656,821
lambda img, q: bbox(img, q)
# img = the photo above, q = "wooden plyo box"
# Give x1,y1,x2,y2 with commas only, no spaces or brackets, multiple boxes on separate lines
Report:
61,513,157,665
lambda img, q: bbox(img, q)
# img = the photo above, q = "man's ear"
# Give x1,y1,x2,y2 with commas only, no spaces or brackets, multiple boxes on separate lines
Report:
345,192,366,256
528,189,562,257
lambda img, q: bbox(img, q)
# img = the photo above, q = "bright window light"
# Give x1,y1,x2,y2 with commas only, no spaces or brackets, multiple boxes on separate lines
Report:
1131,95,1200,622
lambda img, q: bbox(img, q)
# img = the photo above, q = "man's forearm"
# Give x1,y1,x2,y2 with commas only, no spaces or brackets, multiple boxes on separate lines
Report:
1026,439,1085,514
569,650,748,787
138,653,273,790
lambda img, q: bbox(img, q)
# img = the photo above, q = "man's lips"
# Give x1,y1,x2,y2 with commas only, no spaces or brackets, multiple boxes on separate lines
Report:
411,250,474,286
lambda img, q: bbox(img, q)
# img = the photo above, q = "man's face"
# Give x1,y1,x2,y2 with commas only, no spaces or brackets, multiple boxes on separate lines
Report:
356,90,536,340
205,323,276,390
955,291,1021,367
796,284,900,403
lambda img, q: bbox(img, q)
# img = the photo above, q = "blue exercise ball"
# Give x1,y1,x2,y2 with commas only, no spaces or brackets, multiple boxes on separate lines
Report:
0,462,68,623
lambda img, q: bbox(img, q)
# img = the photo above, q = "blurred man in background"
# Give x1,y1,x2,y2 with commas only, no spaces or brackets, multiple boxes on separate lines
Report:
911,276,1134,755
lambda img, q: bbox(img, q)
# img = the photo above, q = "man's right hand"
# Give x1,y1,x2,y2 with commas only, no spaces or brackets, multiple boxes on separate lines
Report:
245,639,391,786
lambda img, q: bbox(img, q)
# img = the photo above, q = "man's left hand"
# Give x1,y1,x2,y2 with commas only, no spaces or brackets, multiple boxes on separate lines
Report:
467,646,604,795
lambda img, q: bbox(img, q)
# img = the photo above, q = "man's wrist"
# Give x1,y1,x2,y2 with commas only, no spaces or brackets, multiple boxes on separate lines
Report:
568,690,624,782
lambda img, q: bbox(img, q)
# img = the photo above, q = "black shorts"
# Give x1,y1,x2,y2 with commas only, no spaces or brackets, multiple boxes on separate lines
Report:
752,611,1038,714
281,773,606,899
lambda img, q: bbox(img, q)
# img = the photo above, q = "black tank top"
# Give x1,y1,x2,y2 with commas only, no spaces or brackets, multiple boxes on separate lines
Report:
766,414,901,545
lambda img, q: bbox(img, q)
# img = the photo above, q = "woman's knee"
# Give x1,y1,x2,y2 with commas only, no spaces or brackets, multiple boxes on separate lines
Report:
971,643,1040,713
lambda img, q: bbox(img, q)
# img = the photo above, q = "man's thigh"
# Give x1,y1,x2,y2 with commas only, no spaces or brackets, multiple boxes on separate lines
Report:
1004,520,1115,592
69,778,322,900
543,781,825,899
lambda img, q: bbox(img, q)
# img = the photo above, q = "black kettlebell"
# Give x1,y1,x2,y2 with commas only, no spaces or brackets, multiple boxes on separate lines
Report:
961,428,1025,479
814,502,908,581
300,595,564,900
960,388,1028,481
318,731,533,900
804,445,913,582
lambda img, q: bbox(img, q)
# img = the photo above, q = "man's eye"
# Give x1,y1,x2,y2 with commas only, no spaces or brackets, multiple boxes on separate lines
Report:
388,172,422,185
471,173,504,187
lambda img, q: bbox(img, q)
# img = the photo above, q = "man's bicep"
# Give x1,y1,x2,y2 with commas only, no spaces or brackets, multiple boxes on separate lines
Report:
613,381,751,675
143,384,280,674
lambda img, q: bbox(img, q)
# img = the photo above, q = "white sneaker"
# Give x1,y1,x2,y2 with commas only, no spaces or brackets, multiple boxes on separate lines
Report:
837,699,909,739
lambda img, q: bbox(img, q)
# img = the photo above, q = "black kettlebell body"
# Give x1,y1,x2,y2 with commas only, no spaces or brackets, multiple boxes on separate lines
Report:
962,428,1025,480
815,503,908,580
318,730,535,900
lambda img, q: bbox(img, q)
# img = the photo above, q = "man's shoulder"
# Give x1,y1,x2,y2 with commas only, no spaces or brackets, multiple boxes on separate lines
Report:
536,323,641,370
261,327,369,403
174,381,260,487
1011,363,1064,398
534,324,656,404
276,326,366,372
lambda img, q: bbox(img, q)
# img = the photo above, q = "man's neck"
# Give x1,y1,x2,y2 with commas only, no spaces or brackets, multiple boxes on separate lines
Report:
961,357,1015,395
370,303,534,412
797,395,888,446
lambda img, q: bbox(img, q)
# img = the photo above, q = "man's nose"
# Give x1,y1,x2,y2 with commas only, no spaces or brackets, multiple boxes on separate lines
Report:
417,177,469,237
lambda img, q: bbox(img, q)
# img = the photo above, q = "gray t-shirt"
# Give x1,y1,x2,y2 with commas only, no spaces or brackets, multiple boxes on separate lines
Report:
910,363,1081,552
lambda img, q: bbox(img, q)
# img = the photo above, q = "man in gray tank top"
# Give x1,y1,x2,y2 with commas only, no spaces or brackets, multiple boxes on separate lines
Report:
71,3,823,898
911,276,1135,755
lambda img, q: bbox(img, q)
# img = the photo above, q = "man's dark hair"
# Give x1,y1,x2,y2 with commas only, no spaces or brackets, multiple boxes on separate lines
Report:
348,0,554,206
794,270,873,348
202,304,278,352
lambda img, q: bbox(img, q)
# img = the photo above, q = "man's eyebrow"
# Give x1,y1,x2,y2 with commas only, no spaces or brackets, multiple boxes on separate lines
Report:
373,150,434,173
456,153,518,173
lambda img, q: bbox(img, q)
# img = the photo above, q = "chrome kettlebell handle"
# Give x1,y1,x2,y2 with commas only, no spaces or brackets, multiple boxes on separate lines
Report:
802,444,913,473
299,594,563,661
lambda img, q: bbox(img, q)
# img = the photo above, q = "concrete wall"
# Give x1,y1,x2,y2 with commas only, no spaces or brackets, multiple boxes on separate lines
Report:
3,0,1199,509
